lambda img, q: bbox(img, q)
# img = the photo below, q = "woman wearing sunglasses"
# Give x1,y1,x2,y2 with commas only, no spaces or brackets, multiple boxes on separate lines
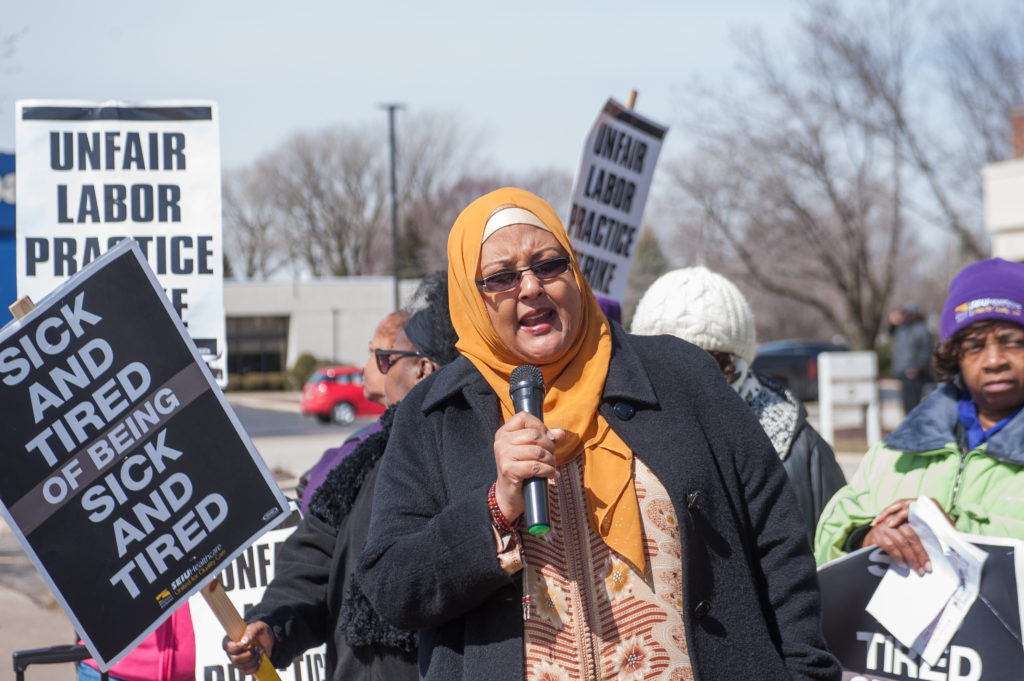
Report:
224,274,458,681
357,187,840,681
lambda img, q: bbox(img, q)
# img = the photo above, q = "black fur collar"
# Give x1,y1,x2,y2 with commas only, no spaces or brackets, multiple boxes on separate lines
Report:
308,405,396,528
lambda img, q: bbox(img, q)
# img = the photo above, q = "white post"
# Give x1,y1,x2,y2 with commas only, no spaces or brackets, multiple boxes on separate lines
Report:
819,352,835,446
818,351,881,450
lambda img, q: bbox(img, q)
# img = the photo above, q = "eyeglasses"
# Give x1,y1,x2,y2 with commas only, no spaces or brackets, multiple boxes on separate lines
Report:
959,331,1024,357
475,256,572,293
375,348,425,374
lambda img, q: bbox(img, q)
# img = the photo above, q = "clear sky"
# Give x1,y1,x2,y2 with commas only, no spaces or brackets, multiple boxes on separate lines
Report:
1,0,800,176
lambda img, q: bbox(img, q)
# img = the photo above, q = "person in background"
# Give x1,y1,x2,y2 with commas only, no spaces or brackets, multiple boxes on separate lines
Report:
356,187,840,681
594,294,622,324
77,606,195,681
816,258,1024,571
889,301,934,416
223,274,458,680
630,266,846,547
298,310,408,513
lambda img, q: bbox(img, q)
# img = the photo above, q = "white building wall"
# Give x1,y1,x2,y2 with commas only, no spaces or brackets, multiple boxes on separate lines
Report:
984,157,1024,261
224,277,422,369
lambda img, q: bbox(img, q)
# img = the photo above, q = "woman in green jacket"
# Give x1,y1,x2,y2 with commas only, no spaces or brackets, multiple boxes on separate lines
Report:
815,258,1024,571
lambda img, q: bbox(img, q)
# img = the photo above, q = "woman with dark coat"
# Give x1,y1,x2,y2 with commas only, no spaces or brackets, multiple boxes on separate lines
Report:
356,187,840,680
630,266,846,548
223,276,458,680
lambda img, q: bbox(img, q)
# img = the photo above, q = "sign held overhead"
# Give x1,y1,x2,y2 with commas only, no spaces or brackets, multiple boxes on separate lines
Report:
15,100,227,383
568,98,668,304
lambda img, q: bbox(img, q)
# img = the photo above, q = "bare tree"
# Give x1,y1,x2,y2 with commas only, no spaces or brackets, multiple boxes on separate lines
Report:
663,0,1022,348
622,228,671,329
222,160,288,279
394,166,574,277
801,0,992,261
392,111,487,276
222,111,488,279
1,29,20,67
938,3,1024,164
267,124,389,277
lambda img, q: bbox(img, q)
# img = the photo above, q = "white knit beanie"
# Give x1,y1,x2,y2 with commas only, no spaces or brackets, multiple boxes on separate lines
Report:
630,266,757,364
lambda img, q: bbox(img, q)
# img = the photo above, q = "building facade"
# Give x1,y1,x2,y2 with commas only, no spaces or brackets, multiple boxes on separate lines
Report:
984,110,1024,261
224,277,422,376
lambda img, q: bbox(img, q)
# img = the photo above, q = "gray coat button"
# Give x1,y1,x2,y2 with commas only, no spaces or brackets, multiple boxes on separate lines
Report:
613,402,635,420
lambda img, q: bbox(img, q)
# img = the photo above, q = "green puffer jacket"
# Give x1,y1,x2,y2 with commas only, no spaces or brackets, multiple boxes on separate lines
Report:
814,382,1024,565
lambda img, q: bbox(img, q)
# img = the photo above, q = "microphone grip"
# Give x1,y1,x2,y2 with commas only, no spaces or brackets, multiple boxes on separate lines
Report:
509,366,550,536
516,395,550,535
523,476,550,536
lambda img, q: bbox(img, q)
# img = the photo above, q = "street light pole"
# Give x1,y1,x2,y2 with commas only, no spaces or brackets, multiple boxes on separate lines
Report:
380,103,404,311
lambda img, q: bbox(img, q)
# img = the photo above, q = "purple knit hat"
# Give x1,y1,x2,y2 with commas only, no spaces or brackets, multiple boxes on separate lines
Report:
940,258,1024,341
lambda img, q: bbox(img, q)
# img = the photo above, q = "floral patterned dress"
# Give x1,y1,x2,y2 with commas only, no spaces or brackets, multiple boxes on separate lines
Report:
521,457,692,681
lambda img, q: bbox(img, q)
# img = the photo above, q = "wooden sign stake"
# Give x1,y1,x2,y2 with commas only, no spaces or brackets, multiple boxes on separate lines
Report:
201,579,281,681
9,295,35,320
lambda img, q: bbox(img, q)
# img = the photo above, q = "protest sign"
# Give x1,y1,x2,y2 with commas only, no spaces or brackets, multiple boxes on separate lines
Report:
1,152,14,324
818,537,1024,681
567,98,667,304
0,239,289,669
14,100,227,383
191,508,328,681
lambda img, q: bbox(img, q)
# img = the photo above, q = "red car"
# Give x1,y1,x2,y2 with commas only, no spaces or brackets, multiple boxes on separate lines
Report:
300,366,385,425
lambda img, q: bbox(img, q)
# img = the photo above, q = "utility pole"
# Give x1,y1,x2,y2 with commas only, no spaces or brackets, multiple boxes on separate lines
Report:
380,103,404,311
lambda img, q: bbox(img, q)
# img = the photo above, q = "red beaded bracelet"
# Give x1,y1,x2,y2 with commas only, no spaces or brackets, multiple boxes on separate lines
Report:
488,482,518,534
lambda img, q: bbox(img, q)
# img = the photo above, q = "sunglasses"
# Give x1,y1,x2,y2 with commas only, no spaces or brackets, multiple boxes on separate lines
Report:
375,348,425,374
475,256,572,293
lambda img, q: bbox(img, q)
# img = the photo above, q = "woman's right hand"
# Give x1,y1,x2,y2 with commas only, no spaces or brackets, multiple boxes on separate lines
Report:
493,411,563,522
861,498,950,576
222,621,275,675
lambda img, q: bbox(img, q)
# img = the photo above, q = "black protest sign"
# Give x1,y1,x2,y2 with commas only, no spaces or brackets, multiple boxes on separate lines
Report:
0,239,289,669
818,540,1024,681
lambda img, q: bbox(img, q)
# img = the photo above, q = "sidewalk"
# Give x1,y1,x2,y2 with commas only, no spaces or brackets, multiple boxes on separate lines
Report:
223,390,303,414
0,534,75,681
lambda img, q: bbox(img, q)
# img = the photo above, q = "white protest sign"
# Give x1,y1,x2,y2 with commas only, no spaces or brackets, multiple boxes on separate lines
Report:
0,239,288,669
190,514,328,681
567,98,668,303
14,100,227,384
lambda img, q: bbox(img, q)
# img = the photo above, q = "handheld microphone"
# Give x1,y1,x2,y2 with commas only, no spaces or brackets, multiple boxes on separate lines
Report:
509,364,550,536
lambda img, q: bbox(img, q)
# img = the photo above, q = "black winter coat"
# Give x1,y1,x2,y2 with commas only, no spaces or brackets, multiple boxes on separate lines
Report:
782,408,847,549
357,325,841,681
748,372,847,548
246,409,417,681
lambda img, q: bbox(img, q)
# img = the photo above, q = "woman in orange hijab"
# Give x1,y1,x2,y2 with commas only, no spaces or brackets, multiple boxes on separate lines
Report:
357,188,839,681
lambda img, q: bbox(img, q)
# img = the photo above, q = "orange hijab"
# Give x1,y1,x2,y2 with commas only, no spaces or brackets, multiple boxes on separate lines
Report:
447,187,645,573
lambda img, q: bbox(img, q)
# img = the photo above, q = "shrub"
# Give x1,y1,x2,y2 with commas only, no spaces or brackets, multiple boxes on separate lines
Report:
876,342,893,378
289,353,323,390
237,371,288,391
